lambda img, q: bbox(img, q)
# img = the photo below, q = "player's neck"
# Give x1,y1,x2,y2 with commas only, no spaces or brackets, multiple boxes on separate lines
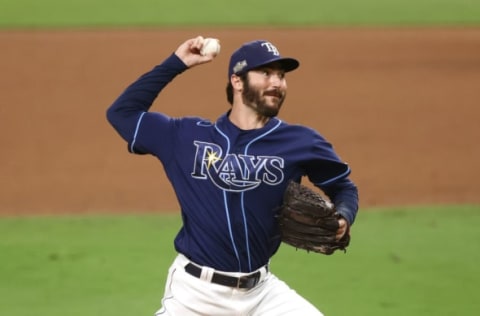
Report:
229,104,269,130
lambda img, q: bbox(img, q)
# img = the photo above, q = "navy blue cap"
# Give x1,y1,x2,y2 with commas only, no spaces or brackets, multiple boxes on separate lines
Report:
228,40,299,78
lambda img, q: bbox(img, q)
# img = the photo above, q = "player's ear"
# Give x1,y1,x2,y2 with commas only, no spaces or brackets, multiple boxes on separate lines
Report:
231,74,243,91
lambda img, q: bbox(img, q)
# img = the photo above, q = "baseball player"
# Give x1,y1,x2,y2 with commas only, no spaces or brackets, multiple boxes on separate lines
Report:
107,36,359,315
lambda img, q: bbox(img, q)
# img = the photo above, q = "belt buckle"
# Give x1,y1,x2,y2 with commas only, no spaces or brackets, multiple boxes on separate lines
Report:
237,272,259,289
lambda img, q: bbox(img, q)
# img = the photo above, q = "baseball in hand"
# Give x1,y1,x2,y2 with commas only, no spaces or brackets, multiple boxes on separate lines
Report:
200,38,221,56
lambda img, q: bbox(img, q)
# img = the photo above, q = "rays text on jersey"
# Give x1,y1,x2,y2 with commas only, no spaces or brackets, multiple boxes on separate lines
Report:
191,141,284,191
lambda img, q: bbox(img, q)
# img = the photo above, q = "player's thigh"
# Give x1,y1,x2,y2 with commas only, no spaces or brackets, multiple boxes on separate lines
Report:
254,274,324,316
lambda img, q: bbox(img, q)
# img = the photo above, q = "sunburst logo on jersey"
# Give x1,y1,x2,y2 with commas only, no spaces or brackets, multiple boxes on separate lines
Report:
206,150,222,169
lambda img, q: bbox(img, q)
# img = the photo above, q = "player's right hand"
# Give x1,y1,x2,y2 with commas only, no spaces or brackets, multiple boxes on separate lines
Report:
175,36,215,68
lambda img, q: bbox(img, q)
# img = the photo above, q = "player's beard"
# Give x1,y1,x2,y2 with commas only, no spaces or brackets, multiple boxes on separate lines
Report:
242,79,286,118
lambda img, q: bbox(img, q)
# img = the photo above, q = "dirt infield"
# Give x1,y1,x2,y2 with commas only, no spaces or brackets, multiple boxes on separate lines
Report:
1,28,479,216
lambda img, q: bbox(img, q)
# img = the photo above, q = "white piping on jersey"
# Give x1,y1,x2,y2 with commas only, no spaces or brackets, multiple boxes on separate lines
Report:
130,112,147,153
213,119,281,271
214,124,242,270
318,166,352,186
241,118,283,271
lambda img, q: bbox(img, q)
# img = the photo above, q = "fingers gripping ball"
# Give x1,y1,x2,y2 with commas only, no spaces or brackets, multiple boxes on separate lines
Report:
200,38,221,57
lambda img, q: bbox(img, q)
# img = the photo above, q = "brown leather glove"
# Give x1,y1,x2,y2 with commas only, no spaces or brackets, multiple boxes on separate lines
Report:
278,181,350,255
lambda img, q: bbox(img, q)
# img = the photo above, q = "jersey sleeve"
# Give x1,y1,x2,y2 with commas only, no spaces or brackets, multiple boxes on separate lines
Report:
106,53,188,157
304,131,351,186
303,128,359,225
127,112,176,159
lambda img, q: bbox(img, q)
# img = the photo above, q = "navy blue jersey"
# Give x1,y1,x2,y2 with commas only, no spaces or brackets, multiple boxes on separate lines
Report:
107,54,358,272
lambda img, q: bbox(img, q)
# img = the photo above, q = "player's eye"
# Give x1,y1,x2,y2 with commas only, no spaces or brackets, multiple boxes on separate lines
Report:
260,69,285,80
261,70,270,77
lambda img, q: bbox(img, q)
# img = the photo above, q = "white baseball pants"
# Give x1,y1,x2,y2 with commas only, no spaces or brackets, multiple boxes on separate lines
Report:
154,254,324,316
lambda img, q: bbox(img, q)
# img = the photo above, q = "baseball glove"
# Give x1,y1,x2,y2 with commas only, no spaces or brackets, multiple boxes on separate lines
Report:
278,181,350,255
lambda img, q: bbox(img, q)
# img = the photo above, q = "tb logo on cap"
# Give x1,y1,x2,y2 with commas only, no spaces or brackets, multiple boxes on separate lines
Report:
261,42,280,56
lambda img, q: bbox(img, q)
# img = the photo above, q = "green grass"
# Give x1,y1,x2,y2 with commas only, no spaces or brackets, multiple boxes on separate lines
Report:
0,215,181,316
1,0,479,28
1,205,479,315
276,205,480,315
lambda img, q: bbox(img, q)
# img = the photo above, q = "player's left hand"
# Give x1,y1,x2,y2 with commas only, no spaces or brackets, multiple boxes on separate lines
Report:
336,217,349,241
175,36,216,68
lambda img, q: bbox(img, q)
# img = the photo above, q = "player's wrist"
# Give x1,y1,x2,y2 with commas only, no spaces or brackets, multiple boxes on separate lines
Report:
162,53,189,73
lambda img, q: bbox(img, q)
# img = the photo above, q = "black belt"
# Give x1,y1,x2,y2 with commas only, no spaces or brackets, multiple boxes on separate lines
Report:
184,262,266,290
